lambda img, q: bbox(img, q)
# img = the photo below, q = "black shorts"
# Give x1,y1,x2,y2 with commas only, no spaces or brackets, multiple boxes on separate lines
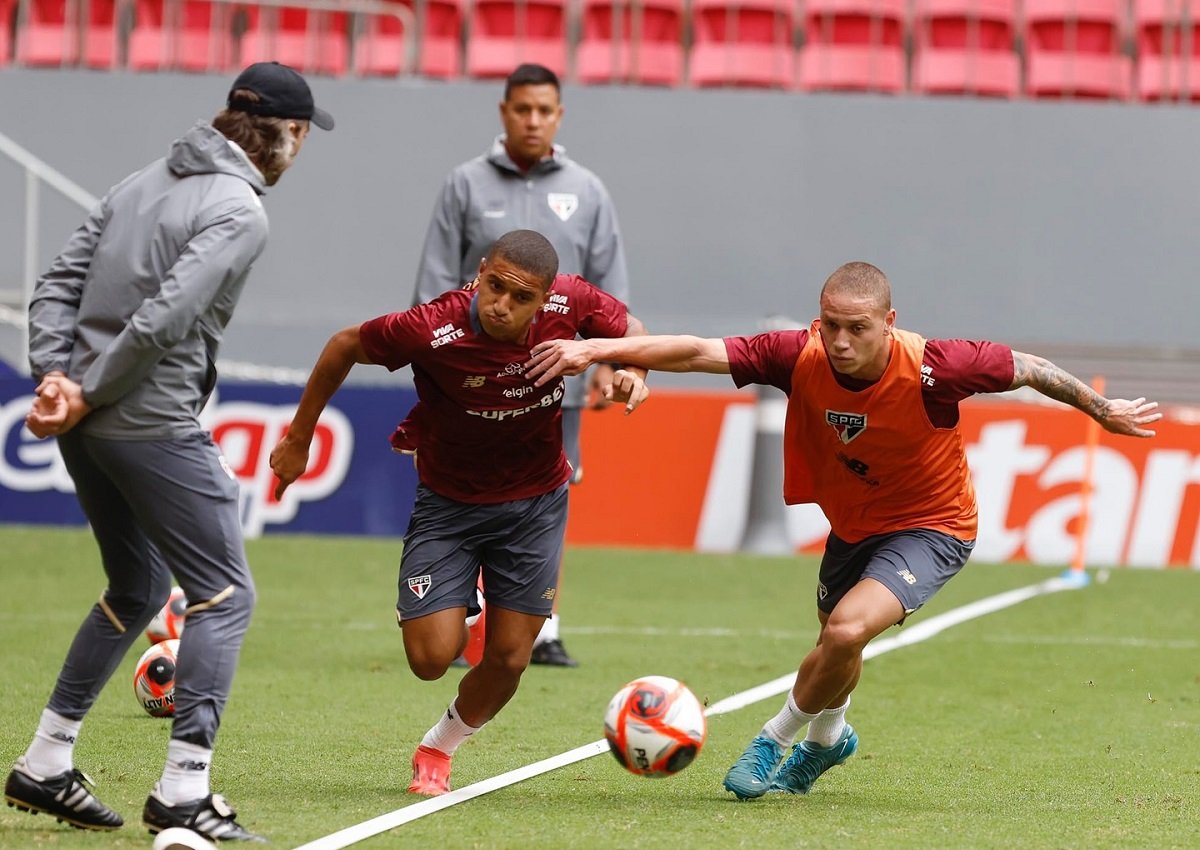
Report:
818,528,975,616
397,483,569,621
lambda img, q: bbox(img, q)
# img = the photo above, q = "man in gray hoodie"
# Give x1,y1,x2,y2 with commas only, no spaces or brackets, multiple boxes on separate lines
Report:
6,61,333,844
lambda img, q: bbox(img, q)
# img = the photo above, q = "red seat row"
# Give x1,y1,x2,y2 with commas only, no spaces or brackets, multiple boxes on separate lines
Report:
3,0,1199,101
0,0,447,75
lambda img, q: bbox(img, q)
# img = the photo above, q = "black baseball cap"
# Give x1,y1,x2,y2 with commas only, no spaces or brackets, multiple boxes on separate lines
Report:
227,61,335,130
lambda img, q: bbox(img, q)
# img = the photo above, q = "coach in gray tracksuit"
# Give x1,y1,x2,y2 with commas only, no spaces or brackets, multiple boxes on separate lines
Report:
8,62,331,843
411,64,629,667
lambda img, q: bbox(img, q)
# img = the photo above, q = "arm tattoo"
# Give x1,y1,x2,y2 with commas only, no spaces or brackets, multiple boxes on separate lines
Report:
1011,352,1108,421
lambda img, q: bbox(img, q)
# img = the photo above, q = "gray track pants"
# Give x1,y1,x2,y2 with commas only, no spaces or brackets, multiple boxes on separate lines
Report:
50,429,256,748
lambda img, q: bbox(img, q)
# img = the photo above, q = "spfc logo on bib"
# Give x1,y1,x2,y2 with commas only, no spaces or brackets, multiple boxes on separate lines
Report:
547,193,578,222
825,411,867,444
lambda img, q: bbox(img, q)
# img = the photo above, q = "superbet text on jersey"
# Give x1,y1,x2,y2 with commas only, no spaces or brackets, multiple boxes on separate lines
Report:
359,275,629,505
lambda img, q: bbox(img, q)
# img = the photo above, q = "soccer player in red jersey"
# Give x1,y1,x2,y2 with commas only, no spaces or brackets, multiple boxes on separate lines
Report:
270,230,647,795
526,260,1161,800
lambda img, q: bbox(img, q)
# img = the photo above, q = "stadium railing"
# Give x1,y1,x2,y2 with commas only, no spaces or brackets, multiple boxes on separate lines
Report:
0,129,98,375
7,0,414,74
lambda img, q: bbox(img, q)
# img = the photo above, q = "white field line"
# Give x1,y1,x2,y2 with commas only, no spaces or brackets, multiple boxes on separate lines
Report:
290,576,1077,850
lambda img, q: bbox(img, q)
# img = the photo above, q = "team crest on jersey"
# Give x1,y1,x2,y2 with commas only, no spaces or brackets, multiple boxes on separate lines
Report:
547,193,578,222
825,411,867,444
407,575,432,599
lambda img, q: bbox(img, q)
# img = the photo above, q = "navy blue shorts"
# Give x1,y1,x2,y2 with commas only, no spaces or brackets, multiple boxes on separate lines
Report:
817,528,975,616
397,483,569,621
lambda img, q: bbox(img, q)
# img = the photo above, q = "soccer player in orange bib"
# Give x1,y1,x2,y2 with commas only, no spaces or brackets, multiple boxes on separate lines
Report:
525,260,1161,800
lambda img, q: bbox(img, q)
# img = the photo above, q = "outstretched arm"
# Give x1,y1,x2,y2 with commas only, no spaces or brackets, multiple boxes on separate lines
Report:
527,333,730,387
592,312,651,413
270,326,372,496
1010,351,1161,438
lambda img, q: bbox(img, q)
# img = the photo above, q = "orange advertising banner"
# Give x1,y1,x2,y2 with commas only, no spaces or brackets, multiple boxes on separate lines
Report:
567,391,1200,569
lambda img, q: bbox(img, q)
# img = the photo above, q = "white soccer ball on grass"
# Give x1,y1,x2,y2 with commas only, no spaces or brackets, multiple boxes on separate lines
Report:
604,675,707,778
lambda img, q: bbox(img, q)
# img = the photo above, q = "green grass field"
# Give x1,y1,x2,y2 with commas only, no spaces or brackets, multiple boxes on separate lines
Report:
1,526,1197,850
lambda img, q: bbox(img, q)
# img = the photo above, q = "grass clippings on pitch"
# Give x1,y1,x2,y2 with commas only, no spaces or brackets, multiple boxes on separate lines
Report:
0,527,1197,850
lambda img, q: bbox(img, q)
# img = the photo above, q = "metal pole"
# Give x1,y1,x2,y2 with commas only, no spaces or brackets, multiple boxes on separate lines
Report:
23,170,40,377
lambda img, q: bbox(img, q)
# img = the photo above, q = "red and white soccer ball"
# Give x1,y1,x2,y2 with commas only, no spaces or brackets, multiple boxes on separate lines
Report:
604,675,707,778
133,638,180,718
145,587,187,644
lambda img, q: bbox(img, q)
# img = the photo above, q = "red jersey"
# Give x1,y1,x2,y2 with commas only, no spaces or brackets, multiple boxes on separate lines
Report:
725,326,1014,543
360,274,629,503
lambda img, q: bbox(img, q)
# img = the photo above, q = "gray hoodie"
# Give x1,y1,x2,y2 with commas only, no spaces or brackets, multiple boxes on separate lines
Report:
28,121,270,438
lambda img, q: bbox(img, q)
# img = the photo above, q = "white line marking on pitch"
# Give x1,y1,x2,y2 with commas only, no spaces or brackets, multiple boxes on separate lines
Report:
290,576,1078,850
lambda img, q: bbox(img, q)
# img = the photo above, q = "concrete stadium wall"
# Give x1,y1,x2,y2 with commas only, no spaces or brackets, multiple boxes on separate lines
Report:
2,70,1199,393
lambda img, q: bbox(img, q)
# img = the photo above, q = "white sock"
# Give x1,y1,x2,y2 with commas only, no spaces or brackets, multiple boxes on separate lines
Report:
23,709,81,777
760,692,818,748
157,740,213,804
420,701,483,757
805,698,851,747
534,613,559,647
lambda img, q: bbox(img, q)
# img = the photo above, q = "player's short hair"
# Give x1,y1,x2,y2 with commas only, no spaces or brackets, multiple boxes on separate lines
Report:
820,261,892,312
504,64,560,100
487,230,559,289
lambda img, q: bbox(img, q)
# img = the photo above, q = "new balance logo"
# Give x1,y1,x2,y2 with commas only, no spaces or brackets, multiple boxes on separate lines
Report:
540,587,557,600
50,732,76,744
179,760,209,771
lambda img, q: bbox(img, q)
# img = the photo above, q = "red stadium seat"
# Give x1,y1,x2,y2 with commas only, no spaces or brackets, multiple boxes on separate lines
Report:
81,0,120,67
465,0,567,79
798,0,907,92
575,0,684,86
239,4,349,75
127,0,234,71
0,0,17,63
14,0,80,65
1024,0,1132,99
352,1,411,76
1134,0,1200,100
417,0,462,77
688,0,795,88
911,0,1020,96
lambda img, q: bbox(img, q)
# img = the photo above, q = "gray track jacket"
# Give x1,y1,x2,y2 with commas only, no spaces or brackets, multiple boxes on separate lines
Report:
412,136,630,408
28,121,269,439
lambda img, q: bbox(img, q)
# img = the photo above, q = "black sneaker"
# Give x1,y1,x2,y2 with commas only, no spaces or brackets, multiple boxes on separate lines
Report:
4,756,123,831
529,638,579,667
143,785,266,843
